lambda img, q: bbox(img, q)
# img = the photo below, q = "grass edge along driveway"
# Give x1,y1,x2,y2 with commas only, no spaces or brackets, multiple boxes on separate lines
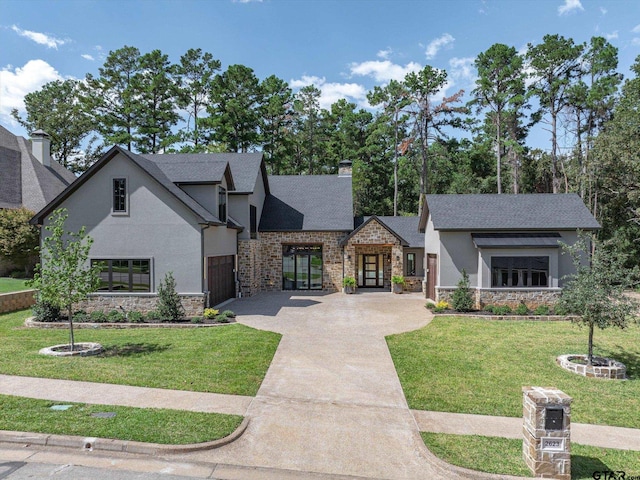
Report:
0,309,281,396
387,316,640,429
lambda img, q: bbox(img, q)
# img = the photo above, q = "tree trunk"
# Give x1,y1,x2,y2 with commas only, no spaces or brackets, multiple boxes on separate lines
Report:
551,111,559,194
587,321,594,366
496,112,502,194
393,109,399,216
68,305,75,352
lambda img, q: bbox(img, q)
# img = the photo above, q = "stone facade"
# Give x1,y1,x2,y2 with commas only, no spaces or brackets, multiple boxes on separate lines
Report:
0,289,36,314
238,239,261,297
403,276,423,293
343,220,403,290
75,293,206,318
258,231,347,292
437,287,561,309
522,387,572,480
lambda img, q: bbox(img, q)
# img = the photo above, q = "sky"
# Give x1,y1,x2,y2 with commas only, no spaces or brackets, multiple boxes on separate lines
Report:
1,0,639,151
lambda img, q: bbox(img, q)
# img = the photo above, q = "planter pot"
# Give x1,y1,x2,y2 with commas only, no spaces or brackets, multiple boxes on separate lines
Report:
344,285,355,294
392,284,403,294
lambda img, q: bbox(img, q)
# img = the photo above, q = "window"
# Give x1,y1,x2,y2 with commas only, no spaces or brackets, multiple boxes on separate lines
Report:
113,178,127,213
282,245,322,290
491,256,549,288
406,253,416,276
92,259,150,292
250,205,257,239
218,186,227,222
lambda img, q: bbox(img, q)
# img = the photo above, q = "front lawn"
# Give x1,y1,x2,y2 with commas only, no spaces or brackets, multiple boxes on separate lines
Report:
0,277,31,294
387,317,640,428
422,433,640,479
0,309,280,396
0,394,242,444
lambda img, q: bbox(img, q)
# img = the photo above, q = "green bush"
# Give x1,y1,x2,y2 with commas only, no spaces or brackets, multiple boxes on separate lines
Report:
32,300,61,322
221,310,235,318
483,305,495,314
89,310,108,323
157,272,185,322
342,276,356,287
127,311,144,323
451,270,474,312
73,310,89,322
145,310,161,322
391,275,405,285
203,308,219,319
107,309,125,323
514,303,529,315
492,305,512,316
425,300,437,310
553,303,569,316
191,316,203,324
533,304,550,315
215,313,232,323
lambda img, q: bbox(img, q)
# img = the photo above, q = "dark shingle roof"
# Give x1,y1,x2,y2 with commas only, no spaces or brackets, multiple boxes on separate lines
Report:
425,194,600,231
259,175,353,231
363,216,424,247
0,125,75,212
224,153,267,194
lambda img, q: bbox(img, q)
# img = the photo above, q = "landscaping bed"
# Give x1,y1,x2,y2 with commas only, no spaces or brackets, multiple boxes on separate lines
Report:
387,316,640,429
0,309,281,396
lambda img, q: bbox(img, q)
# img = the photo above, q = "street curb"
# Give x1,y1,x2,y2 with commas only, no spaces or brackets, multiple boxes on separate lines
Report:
0,416,249,455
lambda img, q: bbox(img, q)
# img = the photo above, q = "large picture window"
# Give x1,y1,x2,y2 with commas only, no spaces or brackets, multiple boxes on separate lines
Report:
406,252,416,276
92,259,150,292
282,245,322,290
113,178,127,213
491,256,549,288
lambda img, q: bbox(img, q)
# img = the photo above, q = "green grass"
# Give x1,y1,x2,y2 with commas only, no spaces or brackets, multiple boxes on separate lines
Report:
422,433,640,479
0,309,280,396
0,277,31,294
387,317,640,428
0,394,242,444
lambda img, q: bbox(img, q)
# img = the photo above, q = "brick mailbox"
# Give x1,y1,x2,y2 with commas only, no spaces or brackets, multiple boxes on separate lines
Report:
522,386,572,480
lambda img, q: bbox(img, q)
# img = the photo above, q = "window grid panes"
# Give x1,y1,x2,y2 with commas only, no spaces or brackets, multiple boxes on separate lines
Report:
218,187,227,222
92,259,150,292
113,178,126,212
491,256,549,288
282,245,322,290
406,253,416,276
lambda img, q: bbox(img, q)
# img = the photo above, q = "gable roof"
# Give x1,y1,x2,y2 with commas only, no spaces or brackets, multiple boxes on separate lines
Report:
0,125,76,212
140,153,235,190
31,146,223,226
341,215,409,247
420,194,600,231
259,175,353,231
225,153,269,195
361,216,424,248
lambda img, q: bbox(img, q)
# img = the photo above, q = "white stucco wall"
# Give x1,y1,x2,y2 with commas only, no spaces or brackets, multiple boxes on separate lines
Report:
439,231,479,287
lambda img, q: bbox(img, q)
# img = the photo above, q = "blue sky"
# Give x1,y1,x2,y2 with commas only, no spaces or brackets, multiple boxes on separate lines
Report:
1,0,639,149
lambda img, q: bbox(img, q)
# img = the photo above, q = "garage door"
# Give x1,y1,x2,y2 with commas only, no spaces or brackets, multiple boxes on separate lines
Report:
207,255,235,307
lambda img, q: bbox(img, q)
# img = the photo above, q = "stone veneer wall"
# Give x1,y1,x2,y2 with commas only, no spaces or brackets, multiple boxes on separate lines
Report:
437,287,561,309
0,289,36,314
75,293,206,318
403,277,423,292
238,239,261,297
259,231,346,292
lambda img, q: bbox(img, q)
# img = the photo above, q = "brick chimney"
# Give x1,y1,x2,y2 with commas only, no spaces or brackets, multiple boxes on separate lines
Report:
338,159,352,177
31,129,51,167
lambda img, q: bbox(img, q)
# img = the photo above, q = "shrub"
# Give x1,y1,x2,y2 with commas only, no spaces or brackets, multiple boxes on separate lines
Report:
215,312,232,323
73,310,89,322
483,305,495,314
10,270,26,279
203,308,219,319
425,300,437,310
553,303,569,316
492,305,512,316
107,309,125,323
191,316,203,324
514,302,529,315
342,276,356,287
157,272,185,322
89,310,108,323
127,311,144,323
221,309,235,318
433,300,450,313
391,275,405,285
533,304,550,316
32,300,60,322
451,269,474,312
145,310,162,322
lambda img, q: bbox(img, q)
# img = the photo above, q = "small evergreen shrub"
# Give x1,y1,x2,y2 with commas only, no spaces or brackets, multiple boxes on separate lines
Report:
90,310,108,323
451,269,474,312
425,300,437,310
107,309,125,323
533,304,550,315
203,308,219,319
514,302,529,315
145,310,162,322
191,316,203,324
483,305,495,313
215,312,232,323
32,300,60,322
492,305,512,315
127,311,144,323
157,272,185,322
553,304,569,316
73,310,89,322
220,309,235,318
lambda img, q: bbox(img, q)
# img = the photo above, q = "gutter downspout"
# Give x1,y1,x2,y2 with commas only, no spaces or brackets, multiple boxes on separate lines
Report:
201,224,210,308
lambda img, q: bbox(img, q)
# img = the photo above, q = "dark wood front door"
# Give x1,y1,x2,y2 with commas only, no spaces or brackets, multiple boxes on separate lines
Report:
207,255,235,307
360,254,383,287
427,254,437,300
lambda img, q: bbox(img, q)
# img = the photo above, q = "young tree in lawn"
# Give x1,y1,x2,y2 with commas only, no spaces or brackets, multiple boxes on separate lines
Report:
29,209,101,351
0,207,39,276
556,235,639,365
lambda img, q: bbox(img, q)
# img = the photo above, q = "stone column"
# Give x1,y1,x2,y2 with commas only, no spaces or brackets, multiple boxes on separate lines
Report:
522,386,572,480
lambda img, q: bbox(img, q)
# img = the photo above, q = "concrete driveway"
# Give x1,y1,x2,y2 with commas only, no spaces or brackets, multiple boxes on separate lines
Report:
182,290,448,479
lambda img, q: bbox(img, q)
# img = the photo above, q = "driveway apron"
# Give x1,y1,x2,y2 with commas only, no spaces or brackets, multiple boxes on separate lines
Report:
183,291,442,479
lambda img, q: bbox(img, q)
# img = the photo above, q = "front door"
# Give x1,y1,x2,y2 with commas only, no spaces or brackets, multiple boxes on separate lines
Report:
358,254,384,287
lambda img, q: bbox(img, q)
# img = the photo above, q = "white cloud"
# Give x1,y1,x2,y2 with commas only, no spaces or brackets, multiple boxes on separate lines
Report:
424,33,455,59
376,48,393,59
448,57,477,92
632,24,640,33
0,60,62,125
11,25,66,49
558,0,584,16
289,75,367,110
349,60,422,83
605,31,618,40
81,54,95,61
632,38,640,46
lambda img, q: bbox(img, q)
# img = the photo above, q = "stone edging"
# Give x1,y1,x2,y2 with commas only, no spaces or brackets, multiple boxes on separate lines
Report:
433,313,576,322
557,354,627,380
24,317,236,329
0,416,249,455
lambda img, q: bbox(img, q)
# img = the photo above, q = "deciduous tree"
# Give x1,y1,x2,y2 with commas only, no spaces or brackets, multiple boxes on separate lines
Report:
0,207,39,276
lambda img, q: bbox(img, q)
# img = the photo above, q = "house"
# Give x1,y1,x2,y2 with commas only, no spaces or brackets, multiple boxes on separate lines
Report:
0,126,76,275
418,194,600,308
31,148,424,316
